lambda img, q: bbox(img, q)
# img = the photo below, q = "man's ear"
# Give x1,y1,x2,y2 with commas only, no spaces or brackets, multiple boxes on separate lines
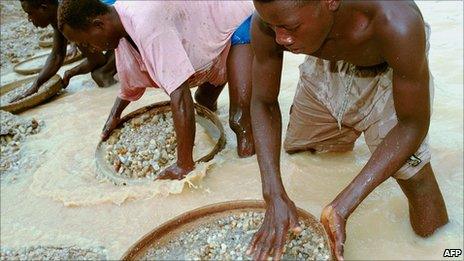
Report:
324,0,341,11
92,18,105,29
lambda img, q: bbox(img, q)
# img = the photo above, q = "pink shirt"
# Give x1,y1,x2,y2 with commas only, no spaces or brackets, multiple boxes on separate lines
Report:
114,1,254,101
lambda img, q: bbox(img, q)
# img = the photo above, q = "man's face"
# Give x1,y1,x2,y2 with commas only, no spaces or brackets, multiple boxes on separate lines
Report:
254,1,334,54
62,19,119,53
21,1,52,28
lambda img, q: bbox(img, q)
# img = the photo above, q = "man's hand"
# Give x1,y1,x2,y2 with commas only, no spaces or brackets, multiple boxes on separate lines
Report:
157,163,194,180
247,196,302,260
321,205,346,261
101,113,120,141
10,83,39,103
62,69,76,88
101,97,130,141
67,43,79,59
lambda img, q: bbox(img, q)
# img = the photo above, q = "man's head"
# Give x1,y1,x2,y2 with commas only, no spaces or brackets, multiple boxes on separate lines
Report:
58,0,120,52
19,0,58,28
253,0,341,54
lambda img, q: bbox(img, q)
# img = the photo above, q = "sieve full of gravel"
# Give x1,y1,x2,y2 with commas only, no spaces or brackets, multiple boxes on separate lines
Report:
0,246,107,261
0,110,43,173
0,82,39,105
142,211,331,261
104,111,177,180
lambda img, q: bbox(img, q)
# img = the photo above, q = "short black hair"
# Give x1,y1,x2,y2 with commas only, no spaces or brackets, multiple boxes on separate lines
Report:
58,0,110,31
19,0,58,8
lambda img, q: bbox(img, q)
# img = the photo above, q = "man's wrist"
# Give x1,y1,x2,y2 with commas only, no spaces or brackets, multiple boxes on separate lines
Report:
263,188,288,203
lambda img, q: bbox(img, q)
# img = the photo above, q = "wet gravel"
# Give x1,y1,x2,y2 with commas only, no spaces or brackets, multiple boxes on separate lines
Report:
105,111,176,180
0,110,43,173
0,82,37,105
0,246,107,261
143,211,331,261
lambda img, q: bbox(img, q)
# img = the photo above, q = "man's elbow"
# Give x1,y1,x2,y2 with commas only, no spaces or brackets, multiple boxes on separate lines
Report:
398,117,430,142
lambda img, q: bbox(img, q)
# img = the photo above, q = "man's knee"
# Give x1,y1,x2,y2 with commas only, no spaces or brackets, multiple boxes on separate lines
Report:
397,163,435,195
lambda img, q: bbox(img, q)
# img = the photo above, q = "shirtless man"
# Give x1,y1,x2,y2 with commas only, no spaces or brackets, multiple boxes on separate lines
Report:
57,0,255,179
15,0,116,102
248,1,449,260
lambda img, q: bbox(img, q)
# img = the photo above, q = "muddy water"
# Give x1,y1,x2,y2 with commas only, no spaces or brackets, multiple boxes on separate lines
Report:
1,2,462,260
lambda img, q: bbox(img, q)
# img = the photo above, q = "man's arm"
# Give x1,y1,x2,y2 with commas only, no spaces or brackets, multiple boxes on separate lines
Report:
13,28,67,102
62,45,107,87
247,14,301,261
321,16,431,260
36,28,68,86
157,82,195,180
101,97,130,141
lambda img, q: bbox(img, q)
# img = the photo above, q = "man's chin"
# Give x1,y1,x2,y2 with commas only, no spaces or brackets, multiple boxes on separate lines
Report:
37,23,50,28
104,43,119,51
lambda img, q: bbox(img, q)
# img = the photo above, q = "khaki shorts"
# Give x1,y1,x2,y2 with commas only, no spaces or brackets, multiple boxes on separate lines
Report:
284,25,433,180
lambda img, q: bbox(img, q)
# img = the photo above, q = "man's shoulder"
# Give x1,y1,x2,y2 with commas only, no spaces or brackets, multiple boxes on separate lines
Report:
371,1,426,45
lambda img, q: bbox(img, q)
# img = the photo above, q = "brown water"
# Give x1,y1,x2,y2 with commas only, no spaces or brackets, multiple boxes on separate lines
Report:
1,2,462,260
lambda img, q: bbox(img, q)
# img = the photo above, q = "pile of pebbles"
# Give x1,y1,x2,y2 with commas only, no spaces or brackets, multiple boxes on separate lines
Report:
0,246,106,261
105,111,177,180
143,211,331,261
0,82,36,105
0,110,42,173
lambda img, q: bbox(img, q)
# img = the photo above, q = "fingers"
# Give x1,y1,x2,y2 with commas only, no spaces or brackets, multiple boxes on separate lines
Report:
11,96,21,103
101,131,110,141
320,205,346,261
271,228,287,261
254,231,273,261
154,169,167,180
101,117,119,141
289,216,302,235
62,79,69,89
247,226,264,255
333,229,345,261
335,247,345,261
63,73,70,88
101,125,111,141
11,92,28,103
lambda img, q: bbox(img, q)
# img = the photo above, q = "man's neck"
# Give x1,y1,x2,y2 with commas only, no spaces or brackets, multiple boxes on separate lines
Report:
109,6,128,41
326,1,352,41
49,5,58,27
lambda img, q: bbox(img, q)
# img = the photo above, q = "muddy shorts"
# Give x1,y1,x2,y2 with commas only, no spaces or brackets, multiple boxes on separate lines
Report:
284,24,433,180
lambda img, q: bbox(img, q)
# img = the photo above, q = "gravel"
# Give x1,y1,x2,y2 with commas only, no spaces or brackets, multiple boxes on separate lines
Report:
0,110,43,173
0,246,107,261
105,111,176,180
143,211,331,261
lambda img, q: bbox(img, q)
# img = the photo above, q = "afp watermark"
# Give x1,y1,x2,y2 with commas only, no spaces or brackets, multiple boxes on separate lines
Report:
443,249,462,258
